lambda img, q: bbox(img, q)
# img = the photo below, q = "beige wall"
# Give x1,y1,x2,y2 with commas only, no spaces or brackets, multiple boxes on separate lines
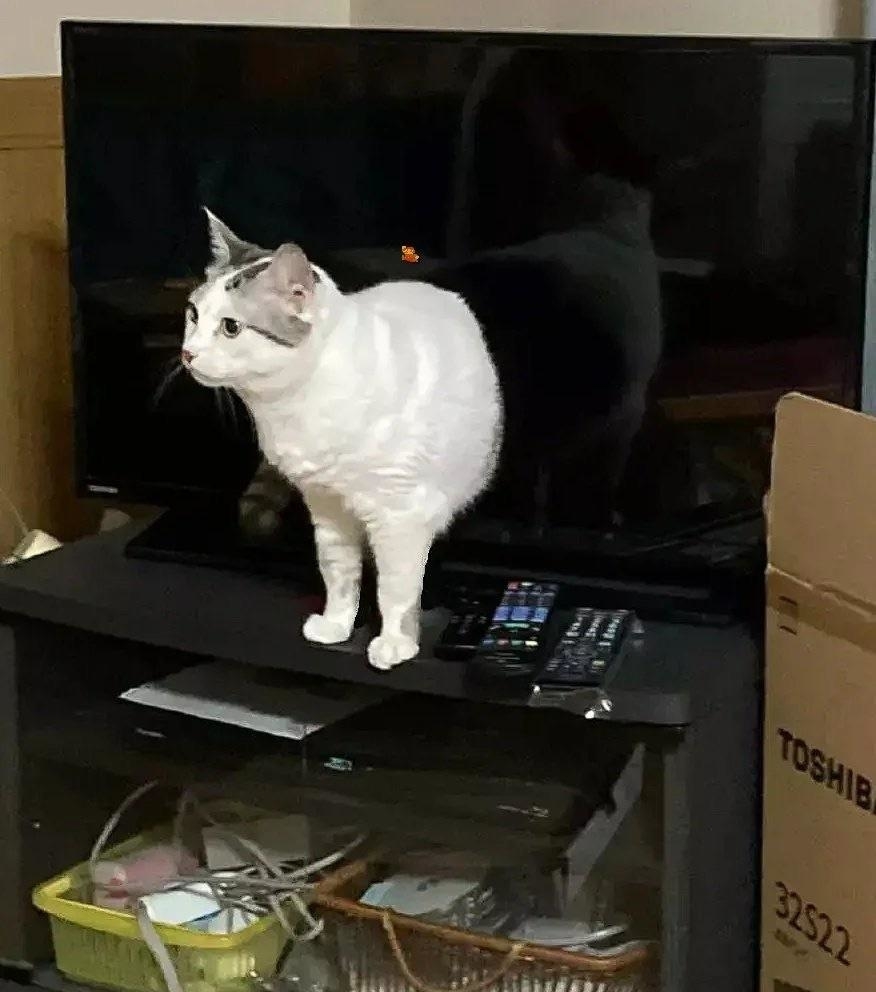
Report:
1,0,352,78
3,1,865,80
351,0,861,37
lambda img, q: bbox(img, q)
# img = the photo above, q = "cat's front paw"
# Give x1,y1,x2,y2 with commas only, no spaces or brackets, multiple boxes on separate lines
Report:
367,634,419,671
303,614,353,645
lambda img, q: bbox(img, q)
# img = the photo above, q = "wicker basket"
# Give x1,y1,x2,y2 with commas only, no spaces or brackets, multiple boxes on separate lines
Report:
312,859,656,992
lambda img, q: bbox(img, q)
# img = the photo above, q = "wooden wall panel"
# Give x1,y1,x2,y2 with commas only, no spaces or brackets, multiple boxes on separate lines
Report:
0,77,96,556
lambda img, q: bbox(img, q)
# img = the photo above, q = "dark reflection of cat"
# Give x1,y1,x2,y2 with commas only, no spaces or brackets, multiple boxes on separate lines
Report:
242,51,662,539
440,50,662,533
431,176,661,532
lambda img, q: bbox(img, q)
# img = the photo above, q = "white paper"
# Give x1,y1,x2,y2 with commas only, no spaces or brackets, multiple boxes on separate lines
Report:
360,874,483,916
121,661,394,740
141,884,219,926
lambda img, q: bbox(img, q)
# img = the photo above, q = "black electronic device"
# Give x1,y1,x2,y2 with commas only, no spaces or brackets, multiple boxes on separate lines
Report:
468,580,560,682
535,607,633,690
304,695,633,841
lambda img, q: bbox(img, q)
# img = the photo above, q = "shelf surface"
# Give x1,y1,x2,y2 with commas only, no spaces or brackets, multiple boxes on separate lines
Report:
0,525,760,725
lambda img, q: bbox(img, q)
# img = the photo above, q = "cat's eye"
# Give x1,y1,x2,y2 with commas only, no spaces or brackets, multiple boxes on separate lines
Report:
185,303,198,325
220,317,242,339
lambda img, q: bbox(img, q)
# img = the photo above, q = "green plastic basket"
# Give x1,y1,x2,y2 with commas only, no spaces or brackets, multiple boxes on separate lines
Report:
33,825,286,992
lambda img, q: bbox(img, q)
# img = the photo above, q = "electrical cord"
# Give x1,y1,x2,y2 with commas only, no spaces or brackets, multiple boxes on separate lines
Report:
0,485,28,541
89,784,366,992
88,784,649,991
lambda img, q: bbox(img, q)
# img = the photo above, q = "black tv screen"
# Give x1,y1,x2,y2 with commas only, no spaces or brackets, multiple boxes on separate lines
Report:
63,23,873,566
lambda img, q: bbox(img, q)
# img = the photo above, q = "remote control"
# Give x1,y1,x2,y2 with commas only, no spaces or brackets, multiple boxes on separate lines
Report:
468,580,560,682
434,586,501,661
535,608,633,689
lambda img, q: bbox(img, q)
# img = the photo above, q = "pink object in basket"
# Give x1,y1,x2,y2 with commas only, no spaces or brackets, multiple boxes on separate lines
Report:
91,844,197,909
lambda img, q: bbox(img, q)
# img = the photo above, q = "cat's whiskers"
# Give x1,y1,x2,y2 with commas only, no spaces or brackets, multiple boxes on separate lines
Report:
220,386,240,435
236,392,257,434
212,386,231,430
213,385,255,440
152,357,184,408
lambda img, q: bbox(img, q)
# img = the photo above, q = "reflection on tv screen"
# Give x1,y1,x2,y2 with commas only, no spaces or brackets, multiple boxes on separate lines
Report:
65,26,867,550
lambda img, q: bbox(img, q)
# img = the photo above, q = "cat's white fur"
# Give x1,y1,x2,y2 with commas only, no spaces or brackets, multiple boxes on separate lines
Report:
184,213,502,669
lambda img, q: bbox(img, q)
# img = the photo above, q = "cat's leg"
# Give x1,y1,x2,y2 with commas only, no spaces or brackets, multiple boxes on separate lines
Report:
301,487,363,645
366,515,436,670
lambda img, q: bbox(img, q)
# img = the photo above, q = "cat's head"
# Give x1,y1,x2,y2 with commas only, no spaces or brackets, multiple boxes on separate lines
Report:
182,210,320,389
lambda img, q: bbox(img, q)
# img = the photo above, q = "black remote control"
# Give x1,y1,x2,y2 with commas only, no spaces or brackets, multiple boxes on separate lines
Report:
468,580,560,682
434,586,501,661
535,608,633,689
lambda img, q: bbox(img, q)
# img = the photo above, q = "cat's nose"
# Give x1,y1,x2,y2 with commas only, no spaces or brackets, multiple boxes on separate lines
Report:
181,349,195,365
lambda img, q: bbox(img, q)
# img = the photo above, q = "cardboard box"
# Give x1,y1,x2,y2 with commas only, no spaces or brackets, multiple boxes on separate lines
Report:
762,392,876,992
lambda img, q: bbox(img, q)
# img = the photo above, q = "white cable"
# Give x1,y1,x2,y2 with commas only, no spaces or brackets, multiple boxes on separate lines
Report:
89,784,364,992
136,901,186,992
89,780,159,875
0,486,28,540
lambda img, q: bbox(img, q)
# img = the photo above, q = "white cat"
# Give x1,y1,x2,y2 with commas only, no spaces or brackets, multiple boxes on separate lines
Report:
183,212,502,669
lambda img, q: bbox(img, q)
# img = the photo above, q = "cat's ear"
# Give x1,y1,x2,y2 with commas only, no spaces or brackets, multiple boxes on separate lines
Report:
263,243,316,311
203,208,262,280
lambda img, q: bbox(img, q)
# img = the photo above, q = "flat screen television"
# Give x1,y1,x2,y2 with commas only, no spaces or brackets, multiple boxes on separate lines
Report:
62,22,874,599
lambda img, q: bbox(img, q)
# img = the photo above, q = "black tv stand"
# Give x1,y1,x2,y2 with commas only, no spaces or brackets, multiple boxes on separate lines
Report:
0,522,762,992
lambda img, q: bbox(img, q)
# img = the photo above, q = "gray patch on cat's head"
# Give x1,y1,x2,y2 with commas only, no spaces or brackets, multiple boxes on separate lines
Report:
242,243,318,346
223,253,321,295
224,258,273,293
203,208,269,280
192,238,321,350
